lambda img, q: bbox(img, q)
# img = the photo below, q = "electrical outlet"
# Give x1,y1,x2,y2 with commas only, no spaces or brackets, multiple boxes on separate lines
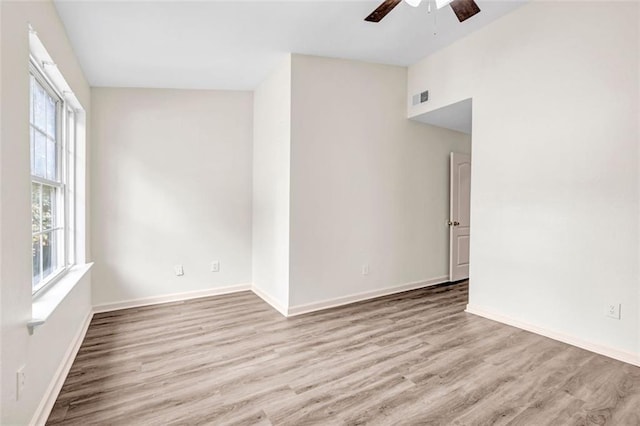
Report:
606,303,621,319
362,264,370,276
211,261,220,272
174,264,184,276
16,366,25,401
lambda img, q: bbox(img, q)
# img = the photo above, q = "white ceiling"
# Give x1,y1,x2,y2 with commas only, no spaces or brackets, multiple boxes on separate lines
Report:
53,0,527,90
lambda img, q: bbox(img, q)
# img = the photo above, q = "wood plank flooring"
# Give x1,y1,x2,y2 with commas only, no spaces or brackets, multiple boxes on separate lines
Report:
47,282,640,425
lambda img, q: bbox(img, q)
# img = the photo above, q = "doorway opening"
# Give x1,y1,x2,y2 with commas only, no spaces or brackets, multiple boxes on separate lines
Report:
412,98,472,282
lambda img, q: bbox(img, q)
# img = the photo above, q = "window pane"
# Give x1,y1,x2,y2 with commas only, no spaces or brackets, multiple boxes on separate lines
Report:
30,76,35,124
46,138,56,181
41,184,56,231
46,96,56,137
30,127,35,173
34,82,46,130
34,131,47,178
32,234,42,288
30,69,69,294
42,230,60,279
32,182,41,233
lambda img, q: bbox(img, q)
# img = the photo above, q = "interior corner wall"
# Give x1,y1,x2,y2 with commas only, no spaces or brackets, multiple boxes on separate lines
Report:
0,2,4,422
638,2,640,356
408,1,640,357
90,88,253,306
0,1,92,424
288,54,471,308
252,55,292,310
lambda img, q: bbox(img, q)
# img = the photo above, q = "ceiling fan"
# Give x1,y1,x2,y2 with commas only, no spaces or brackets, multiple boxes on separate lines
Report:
365,0,481,23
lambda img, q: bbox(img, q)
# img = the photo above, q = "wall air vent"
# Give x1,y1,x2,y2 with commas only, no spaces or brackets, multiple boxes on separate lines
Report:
412,90,429,106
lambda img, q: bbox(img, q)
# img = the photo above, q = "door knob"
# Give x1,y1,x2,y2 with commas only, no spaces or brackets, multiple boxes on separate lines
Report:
454,221,460,226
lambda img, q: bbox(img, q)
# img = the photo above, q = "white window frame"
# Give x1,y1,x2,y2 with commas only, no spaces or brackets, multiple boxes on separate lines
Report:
30,58,76,295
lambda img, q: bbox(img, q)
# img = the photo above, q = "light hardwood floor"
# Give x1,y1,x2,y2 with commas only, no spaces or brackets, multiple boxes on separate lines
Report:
48,282,640,425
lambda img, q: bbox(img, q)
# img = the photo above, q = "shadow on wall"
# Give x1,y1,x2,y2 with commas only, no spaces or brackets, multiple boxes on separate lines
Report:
411,98,472,135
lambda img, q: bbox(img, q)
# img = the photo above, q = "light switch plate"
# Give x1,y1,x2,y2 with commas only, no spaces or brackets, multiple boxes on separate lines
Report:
174,265,184,276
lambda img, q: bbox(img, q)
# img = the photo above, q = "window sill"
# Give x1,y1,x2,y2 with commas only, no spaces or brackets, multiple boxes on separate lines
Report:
28,262,93,334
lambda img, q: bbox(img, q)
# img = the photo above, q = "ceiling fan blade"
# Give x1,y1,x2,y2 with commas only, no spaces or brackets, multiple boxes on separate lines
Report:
449,0,481,22
365,0,402,22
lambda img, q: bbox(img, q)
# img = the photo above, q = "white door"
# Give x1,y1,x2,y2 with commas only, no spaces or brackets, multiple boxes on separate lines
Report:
449,152,471,281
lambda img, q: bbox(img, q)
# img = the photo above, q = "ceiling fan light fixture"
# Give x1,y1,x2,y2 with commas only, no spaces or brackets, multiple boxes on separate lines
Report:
435,0,454,9
404,0,422,7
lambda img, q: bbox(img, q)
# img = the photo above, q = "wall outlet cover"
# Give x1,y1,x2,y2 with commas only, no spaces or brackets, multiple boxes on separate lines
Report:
16,366,25,401
606,303,621,319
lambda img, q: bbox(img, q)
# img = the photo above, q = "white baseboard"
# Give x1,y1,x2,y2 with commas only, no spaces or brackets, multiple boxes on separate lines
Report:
465,304,640,368
287,276,450,317
92,283,252,314
251,285,289,316
30,309,94,426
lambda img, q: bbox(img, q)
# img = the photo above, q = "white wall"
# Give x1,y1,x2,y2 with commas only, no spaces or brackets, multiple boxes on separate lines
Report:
0,2,4,419
289,54,471,307
0,1,92,424
91,88,253,306
409,1,640,358
252,55,292,310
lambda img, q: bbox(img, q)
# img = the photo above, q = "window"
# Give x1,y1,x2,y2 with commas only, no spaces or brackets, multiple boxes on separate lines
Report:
30,63,75,294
